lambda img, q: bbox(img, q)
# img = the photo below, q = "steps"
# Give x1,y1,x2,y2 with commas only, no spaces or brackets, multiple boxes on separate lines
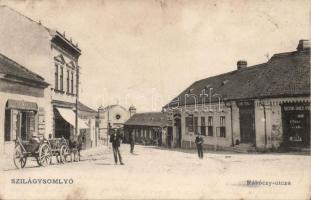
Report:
231,143,256,153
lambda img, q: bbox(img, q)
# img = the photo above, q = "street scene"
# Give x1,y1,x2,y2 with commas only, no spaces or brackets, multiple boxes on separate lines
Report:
1,145,310,199
0,0,310,199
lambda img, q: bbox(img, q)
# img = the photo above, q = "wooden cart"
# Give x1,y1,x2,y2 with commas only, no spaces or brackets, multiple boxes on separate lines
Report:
13,136,51,169
48,137,71,164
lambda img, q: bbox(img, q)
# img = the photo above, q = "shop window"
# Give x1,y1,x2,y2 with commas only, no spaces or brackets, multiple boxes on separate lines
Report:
194,116,198,134
207,116,213,136
220,116,226,137
185,114,194,133
200,117,206,136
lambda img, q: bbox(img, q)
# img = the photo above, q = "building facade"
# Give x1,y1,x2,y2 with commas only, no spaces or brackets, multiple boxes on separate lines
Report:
78,101,97,149
0,53,49,155
163,40,310,152
0,6,83,141
124,112,166,146
97,105,134,145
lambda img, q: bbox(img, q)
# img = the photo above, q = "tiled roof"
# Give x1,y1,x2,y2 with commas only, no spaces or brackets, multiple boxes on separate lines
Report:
0,53,48,86
78,101,97,113
124,112,166,127
164,49,310,108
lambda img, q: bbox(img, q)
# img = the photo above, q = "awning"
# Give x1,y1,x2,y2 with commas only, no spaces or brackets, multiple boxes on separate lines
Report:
6,99,38,111
56,107,89,129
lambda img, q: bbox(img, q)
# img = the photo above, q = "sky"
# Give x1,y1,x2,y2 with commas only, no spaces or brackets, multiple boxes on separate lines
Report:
1,0,310,112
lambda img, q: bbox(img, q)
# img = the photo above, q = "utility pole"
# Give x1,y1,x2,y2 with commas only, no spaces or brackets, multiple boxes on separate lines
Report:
75,64,79,136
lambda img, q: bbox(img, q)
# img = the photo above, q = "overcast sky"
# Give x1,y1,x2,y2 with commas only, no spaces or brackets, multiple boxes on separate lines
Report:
1,0,310,112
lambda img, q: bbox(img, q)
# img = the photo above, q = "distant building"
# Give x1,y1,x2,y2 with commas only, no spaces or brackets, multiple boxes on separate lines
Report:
78,101,98,149
0,5,84,141
163,40,310,152
124,112,167,146
97,105,135,145
0,53,49,155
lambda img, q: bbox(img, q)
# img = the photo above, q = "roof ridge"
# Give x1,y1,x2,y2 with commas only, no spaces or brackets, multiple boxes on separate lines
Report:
0,5,53,34
0,52,46,82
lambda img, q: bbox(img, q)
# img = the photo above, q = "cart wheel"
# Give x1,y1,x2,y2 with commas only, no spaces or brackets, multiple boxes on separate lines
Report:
13,145,27,169
60,145,70,163
38,143,51,167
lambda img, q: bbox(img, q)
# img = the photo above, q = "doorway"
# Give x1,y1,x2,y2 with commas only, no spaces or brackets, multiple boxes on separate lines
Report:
174,118,182,148
167,126,173,148
239,105,256,144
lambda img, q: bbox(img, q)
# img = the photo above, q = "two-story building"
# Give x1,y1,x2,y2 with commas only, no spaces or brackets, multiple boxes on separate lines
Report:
163,40,310,152
0,5,83,140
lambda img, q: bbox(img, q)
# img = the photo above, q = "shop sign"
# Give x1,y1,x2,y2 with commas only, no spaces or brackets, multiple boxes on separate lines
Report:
283,104,310,111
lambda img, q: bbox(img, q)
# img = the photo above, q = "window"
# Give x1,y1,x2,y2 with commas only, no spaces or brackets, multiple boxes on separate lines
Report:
66,70,70,93
185,114,194,132
71,72,74,94
4,109,11,141
194,117,198,134
207,116,213,136
60,67,64,91
200,117,206,136
220,116,226,137
54,64,58,90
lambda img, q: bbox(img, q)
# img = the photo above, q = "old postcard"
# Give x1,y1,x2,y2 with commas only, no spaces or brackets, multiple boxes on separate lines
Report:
0,0,310,199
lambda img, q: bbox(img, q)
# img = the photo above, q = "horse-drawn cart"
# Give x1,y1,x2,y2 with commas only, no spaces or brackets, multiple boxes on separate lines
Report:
13,136,71,169
13,136,51,169
48,137,71,164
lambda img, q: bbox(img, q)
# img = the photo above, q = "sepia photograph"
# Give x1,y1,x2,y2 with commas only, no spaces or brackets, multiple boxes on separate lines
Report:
0,0,310,199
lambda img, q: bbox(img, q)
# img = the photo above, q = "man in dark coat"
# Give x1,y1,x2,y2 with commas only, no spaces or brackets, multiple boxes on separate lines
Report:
129,132,135,154
195,132,204,159
110,130,124,165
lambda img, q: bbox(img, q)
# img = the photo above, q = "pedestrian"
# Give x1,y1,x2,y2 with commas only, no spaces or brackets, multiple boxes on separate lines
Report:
110,130,124,165
195,132,204,159
129,132,135,154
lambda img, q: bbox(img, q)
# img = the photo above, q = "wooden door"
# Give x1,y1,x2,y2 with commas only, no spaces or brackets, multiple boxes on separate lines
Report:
239,105,255,143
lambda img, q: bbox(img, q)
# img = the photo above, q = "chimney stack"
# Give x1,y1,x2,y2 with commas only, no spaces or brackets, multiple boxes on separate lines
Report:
237,60,247,70
297,39,310,52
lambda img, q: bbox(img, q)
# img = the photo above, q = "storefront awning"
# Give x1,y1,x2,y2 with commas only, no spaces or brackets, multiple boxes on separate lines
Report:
56,107,89,129
6,99,38,111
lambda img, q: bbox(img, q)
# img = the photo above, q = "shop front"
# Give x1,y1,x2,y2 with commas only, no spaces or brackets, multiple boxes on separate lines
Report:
3,99,40,155
282,103,310,148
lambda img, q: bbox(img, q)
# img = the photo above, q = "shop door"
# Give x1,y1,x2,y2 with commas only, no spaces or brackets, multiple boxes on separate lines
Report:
239,105,255,143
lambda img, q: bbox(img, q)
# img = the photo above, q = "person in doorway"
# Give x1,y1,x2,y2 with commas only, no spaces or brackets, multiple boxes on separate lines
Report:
129,132,135,154
195,132,204,159
110,130,124,165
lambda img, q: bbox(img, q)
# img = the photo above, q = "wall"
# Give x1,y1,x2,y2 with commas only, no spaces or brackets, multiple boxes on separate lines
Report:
169,103,233,149
78,110,97,148
98,105,130,145
0,89,49,156
254,97,308,151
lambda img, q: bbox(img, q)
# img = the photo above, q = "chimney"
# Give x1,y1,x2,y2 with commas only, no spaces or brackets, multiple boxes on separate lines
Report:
237,60,247,70
297,39,310,52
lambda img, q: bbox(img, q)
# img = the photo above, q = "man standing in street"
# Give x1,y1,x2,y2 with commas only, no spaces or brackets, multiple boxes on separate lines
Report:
110,129,124,165
129,131,135,154
195,132,204,159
